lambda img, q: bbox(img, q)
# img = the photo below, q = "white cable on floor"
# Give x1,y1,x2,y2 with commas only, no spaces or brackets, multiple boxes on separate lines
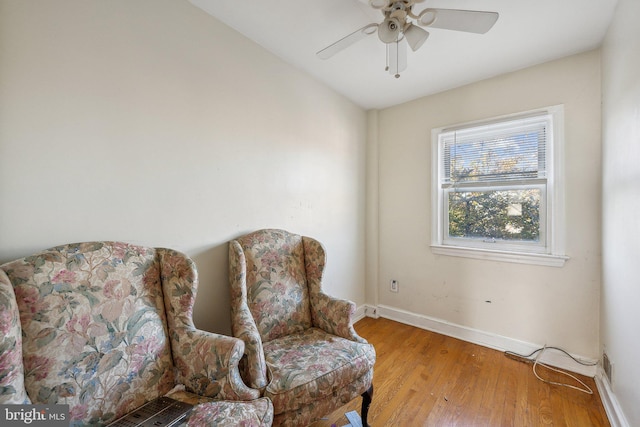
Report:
532,345,593,395
505,345,596,394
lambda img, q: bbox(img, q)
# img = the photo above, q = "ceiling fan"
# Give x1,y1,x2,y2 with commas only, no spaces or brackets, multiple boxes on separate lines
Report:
316,0,499,78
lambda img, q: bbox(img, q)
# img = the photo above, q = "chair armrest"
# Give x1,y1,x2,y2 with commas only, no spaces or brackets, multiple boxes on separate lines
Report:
229,241,268,390
302,236,367,343
158,248,259,400
170,327,259,401
311,292,367,343
231,304,268,390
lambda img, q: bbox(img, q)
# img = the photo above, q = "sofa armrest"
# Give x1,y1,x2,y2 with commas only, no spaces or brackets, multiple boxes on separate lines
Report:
158,248,259,401
0,269,31,404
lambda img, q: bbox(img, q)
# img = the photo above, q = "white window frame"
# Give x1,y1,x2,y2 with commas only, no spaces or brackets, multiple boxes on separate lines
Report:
430,105,569,267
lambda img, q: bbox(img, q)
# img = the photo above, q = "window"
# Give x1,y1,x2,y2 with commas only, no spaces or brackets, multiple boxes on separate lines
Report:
431,106,568,266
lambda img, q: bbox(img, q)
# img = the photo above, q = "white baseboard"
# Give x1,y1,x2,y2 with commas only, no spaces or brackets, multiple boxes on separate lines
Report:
361,304,598,377
595,366,630,427
361,304,379,319
353,304,367,322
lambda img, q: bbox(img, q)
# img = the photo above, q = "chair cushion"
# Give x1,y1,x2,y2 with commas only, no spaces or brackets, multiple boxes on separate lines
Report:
185,398,274,426
263,328,376,414
0,269,30,404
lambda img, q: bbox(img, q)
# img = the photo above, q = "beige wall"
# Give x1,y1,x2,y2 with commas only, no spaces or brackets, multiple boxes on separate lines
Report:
374,50,602,357
601,0,640,424
0,0,367,334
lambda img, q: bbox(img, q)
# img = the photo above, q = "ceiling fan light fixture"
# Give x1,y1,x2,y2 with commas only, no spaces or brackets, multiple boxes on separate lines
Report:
369,0,390,9
378,17,402,43
404,23,429,51
417,9,437,26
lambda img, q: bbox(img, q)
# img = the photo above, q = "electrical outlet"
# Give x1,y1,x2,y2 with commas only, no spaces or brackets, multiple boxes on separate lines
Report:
390,279,399,293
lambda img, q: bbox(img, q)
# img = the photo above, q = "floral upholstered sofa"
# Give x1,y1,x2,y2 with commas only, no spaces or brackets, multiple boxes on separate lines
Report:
0,242,273,426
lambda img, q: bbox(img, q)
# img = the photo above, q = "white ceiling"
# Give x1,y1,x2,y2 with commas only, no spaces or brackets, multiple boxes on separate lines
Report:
189,0,618,110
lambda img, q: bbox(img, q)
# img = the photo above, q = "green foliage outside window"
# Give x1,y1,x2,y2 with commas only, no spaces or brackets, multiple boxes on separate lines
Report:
448,189,540,242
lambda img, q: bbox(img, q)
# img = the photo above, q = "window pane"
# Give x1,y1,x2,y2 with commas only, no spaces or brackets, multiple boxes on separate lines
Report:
448,189,541,242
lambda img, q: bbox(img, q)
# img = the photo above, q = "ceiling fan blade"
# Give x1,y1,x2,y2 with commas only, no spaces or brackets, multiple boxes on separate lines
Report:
388,38,407,77
418,9,499,34
317,23,379,60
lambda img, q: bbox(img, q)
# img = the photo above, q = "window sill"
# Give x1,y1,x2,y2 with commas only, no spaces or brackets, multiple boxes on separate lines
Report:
430,245,569,267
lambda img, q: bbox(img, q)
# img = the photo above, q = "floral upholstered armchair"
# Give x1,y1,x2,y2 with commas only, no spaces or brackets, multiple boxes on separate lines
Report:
229,229,376,427
0,242,273,426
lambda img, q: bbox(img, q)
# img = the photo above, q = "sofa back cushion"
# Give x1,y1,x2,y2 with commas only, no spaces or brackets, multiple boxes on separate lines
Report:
0,242,175,425
235,229,312,342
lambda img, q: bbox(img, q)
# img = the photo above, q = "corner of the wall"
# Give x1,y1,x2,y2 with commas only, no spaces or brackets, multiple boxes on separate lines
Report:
595,365,630,427
353,304,366,322
356,304,379,321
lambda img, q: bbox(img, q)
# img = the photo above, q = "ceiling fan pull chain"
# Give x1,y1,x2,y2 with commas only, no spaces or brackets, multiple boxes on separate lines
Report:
385,44,390,71
395,36,400,78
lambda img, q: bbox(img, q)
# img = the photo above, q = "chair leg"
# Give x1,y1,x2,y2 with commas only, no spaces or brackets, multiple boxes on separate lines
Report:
361,385,374,427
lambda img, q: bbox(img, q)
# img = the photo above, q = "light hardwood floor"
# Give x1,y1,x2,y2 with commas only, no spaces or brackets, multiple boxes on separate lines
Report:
312,317,610,427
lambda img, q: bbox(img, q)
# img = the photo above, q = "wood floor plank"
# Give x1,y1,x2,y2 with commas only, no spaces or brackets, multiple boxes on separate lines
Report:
311,317,610,427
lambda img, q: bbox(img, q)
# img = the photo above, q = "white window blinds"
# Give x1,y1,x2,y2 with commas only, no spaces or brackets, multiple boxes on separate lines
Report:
440,115,550,186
